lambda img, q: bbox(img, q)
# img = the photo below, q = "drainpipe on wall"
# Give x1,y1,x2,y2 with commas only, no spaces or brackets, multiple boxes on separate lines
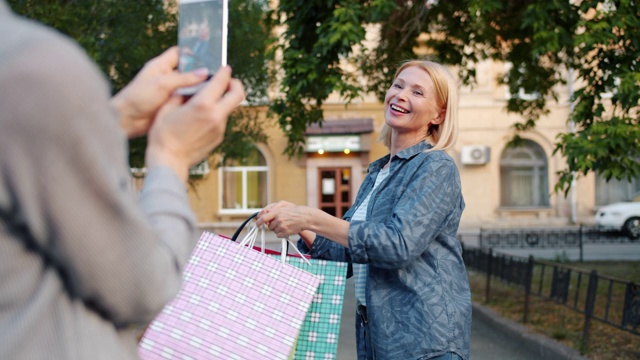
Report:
569,68,578,224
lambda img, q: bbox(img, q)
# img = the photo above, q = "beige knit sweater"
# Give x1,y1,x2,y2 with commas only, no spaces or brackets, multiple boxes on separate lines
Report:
0,2,197,359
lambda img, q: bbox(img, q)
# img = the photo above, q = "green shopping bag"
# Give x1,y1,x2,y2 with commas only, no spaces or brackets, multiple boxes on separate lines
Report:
282,256,347,360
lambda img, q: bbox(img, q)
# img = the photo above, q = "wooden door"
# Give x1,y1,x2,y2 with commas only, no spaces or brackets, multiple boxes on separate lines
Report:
318,167,352,218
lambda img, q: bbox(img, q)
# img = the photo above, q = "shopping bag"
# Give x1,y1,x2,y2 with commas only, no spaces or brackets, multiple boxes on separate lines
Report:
272,248,348,360
137,218,321,359
232,212,349,359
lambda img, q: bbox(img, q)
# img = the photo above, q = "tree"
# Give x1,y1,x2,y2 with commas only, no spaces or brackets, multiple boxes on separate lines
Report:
8,0,272,168
268,0,396,156
272,0,639,193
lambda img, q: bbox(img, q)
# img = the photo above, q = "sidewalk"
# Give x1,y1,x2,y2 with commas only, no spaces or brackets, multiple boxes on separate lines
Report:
470,302,588,360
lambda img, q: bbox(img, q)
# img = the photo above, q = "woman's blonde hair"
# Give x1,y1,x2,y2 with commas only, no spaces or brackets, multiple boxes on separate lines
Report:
378,59,459,151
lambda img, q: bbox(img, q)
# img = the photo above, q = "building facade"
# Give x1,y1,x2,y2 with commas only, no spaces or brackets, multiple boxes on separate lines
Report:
185,60,638,233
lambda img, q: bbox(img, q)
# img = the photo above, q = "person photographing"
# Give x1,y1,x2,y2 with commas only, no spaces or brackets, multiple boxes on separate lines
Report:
0,1,245,359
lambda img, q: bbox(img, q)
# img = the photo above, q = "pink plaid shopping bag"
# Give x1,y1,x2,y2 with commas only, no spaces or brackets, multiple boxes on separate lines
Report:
138,231,320,359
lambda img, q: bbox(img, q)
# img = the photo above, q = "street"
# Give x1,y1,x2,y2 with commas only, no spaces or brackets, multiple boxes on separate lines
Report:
457,228,640,261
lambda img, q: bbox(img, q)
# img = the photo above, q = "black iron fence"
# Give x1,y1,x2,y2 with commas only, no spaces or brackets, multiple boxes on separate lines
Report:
463,245,640,354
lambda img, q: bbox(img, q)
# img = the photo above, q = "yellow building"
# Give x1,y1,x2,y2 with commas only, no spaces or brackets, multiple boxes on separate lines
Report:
186,59,638,235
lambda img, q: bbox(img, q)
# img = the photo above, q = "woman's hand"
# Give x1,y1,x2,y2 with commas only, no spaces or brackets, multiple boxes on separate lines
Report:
110,47,210,139
145,65,245,182
257,201,318,246
257,201,351,248
256,201,298,236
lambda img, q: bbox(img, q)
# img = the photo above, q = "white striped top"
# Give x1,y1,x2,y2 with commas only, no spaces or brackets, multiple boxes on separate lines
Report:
352,166,390,306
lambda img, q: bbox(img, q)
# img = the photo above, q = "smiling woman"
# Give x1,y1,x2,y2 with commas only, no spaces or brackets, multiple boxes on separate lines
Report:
378,60,459,156
256,59,471,360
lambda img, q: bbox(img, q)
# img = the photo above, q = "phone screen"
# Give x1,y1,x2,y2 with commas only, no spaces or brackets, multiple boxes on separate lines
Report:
177,0,228,95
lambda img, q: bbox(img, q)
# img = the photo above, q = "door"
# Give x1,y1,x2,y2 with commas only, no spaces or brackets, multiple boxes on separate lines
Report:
318,167,352,218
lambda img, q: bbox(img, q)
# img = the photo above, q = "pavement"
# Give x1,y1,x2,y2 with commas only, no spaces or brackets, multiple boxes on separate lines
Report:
470,301,588,360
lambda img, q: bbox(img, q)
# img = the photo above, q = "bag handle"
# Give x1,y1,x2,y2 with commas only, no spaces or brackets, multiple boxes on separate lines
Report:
232,211,311,265
231,212,259,241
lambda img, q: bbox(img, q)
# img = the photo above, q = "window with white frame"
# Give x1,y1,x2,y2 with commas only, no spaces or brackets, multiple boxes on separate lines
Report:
595,174,640,206
500,140,549,207
219,146,269,213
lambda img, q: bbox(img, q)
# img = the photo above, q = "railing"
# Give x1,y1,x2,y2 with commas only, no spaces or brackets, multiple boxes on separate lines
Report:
462,245,640,353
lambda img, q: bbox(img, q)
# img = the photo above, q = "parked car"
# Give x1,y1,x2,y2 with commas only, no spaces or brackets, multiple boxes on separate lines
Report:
594,201,640,240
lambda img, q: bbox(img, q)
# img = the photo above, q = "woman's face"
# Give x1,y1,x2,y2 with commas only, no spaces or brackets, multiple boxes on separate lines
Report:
384,66,442,140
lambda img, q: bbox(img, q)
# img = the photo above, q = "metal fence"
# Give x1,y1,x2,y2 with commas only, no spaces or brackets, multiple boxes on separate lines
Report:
463,245,640,353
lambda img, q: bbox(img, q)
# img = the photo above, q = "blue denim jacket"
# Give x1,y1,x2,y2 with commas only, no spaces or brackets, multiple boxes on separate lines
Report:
299,141,471,360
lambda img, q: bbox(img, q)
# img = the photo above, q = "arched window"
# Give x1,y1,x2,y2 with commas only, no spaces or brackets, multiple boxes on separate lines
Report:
220,146,269,213
500,140,549,207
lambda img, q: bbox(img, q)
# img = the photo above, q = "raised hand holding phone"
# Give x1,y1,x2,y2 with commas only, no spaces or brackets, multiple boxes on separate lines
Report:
146,65,245,182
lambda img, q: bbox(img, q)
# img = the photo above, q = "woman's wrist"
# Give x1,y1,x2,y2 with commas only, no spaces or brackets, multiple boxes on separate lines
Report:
145,146,189,183
110,94,136,138
299,230,316,249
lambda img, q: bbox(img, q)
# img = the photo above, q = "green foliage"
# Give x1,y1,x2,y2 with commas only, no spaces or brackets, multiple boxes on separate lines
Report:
270,0,384,156
272,0,639,193
227,0,271,104
7,0,272,169
14,0,639,190
213,0,271,164
8,0,176,93
552,0,640,194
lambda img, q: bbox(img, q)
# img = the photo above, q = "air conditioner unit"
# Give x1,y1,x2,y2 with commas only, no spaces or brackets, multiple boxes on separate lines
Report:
461,145,490,165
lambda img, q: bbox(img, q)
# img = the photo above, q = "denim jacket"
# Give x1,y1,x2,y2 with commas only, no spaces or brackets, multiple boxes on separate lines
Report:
299,141,471,360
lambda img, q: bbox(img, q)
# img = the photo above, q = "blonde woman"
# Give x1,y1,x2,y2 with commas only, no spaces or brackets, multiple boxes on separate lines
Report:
258,59,471,360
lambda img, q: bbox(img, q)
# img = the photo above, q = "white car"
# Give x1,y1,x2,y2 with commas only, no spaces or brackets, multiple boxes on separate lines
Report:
594,201,640,240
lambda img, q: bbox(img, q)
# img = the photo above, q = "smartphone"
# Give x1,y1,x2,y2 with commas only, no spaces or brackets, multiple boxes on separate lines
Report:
177,0,228,95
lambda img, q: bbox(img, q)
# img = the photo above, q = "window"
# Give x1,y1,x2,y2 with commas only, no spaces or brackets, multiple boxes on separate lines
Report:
596,174,640,206
500,140,549,207
219,146,269,213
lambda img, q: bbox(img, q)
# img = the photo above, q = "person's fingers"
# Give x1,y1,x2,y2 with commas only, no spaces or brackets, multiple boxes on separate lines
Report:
256,210,276,227
268,221,280,234
158,68,209,92
266,202,281,209
144,46,180,72
272,201,295,209
192,66,233,103
164,94,184,111
154,94,185,121
255,211,265,226
256,203,279,225
216,79,246,113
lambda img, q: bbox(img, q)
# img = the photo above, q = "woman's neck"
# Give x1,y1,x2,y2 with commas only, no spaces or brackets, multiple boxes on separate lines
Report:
389,133,424,158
